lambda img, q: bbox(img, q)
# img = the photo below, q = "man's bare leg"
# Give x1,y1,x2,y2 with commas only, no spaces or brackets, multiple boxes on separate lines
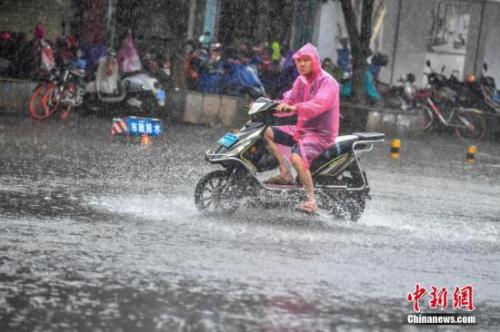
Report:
290,153,317,210
264,128,293,181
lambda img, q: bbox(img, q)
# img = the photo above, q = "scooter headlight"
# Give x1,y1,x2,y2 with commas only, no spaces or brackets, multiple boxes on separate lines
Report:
248,101,267,115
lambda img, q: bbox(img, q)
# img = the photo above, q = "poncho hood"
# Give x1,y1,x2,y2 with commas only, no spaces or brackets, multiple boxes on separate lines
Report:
292,43,322,80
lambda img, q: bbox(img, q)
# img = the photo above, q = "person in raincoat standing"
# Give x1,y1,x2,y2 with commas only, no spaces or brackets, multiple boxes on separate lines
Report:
264,43,340,214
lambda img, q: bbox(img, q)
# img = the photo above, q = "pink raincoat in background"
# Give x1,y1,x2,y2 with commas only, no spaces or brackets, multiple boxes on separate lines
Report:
32,23,55,73
275,43,340,169
117,32,142,73
34,23,45,40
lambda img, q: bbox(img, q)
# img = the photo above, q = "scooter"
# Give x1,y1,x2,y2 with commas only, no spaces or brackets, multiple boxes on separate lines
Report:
82,53,168,122
194,97,385,221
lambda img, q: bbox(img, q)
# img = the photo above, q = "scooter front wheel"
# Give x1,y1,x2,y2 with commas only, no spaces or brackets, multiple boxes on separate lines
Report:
194,170,240,215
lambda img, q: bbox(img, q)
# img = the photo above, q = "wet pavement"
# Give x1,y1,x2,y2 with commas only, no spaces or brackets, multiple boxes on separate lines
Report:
0,114,499,331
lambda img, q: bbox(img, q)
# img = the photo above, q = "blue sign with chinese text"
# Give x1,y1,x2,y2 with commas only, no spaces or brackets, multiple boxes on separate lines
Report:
126,117,164,137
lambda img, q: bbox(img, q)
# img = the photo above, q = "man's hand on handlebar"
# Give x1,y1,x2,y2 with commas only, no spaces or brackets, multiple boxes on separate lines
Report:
276,103,297,113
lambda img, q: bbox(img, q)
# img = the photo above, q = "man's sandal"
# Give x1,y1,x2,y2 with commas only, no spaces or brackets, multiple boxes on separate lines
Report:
264,174,295,185
296,201,319,215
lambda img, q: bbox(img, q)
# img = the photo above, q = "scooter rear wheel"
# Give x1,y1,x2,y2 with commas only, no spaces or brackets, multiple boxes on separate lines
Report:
344,191,367,222
317,189,367,222
194,170,240,215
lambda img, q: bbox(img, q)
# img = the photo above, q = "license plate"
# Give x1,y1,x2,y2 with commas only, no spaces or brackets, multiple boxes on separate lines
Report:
217,132,239,148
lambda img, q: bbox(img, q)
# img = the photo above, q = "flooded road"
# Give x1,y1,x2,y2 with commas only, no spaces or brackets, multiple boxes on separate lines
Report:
1,115,499,331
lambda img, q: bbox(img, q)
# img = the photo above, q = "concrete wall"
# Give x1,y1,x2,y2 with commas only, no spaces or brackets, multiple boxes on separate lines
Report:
341,102,424,137
183,92,248,129
0,79,37,115
0,0,74,39
388,0,434,87
480,1,500,85
362,0,497,86
316,1,344,61
462,1,485,79
383,0,498,86
379,0,400,84
366,108,424,137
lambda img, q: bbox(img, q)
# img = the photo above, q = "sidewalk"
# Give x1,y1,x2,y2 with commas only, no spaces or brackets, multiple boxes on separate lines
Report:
0,78,446,137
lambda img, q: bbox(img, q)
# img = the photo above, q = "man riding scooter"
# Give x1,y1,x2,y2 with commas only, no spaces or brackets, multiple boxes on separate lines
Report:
263,43,340,214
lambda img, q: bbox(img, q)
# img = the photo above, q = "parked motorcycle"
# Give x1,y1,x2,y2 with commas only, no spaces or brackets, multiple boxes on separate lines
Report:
29,51,169,123
476,63,500,113
190,44,267,99
81,53,168,122
194,97,385,221
222,60,267,99
340,52,389,103
382,72,418,112
466,63,500,138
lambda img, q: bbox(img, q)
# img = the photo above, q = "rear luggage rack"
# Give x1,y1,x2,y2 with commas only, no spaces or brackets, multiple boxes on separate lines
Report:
353,132,386,141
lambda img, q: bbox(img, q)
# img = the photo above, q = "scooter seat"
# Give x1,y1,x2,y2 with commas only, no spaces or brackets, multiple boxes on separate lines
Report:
309,132,385,172
309,135,359,172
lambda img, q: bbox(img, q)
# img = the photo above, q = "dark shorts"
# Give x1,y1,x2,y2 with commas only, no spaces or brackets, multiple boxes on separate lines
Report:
271,127,301,155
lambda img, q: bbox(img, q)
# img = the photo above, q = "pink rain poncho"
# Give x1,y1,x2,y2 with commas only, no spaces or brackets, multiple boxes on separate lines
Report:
34,23,46,40
275,43,340,169
117,32,142,73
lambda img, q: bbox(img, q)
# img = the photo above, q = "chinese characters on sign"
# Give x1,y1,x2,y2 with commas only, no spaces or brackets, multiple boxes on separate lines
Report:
407,284,474,312
126,117,164,137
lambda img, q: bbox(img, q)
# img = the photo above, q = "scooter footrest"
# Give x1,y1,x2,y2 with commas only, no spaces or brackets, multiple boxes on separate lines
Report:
263,183,304,190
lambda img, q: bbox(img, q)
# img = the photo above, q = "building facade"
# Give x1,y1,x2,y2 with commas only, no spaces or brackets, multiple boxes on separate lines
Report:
314,0,500,87
1,0,499,85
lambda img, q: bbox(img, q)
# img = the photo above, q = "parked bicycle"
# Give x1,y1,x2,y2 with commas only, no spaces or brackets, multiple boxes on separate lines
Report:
412,61,486,140
29,66,85,120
